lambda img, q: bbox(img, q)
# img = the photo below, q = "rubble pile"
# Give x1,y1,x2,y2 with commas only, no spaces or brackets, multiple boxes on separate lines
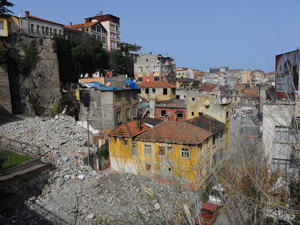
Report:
0,116,196,224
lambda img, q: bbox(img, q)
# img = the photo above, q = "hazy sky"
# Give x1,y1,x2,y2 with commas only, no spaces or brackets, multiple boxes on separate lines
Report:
12,0,300,73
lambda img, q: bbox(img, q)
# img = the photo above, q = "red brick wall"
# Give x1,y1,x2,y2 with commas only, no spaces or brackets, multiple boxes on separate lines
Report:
155,107,186,122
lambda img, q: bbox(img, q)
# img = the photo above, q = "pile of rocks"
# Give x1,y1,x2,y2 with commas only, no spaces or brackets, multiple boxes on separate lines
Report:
0,116,197,224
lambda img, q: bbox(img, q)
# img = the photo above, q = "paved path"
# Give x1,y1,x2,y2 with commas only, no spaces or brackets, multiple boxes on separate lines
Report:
0,163,47,180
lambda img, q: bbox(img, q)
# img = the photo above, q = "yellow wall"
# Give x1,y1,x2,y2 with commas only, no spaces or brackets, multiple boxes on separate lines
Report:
0,16,20,37
140,87,176,101
109,134,220,188
185,94,230,156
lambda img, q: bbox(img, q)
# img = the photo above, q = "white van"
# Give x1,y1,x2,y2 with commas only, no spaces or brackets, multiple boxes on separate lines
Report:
208,184,226,205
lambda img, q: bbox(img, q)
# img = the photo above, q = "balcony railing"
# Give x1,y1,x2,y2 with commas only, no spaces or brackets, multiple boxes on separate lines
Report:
21,28,63,38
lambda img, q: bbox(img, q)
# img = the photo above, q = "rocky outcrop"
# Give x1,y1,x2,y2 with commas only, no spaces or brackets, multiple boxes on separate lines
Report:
8,35,61,116
0,67,12,114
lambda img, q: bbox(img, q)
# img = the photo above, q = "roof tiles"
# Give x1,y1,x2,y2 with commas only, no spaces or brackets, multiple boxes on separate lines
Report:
135,121,210,145
109,120,151,138
138,82,176,89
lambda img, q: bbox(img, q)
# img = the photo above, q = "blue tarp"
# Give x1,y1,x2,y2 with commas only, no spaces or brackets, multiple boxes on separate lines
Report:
126,79,139,89
78,81,121,91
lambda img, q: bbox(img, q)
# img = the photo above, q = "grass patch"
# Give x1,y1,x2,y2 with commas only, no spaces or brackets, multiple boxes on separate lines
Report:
0,150,32,170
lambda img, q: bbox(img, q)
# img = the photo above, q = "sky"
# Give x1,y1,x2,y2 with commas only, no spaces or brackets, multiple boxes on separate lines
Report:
11,0,300,73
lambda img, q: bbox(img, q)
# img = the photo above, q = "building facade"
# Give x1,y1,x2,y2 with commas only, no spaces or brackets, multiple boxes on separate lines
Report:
84,11,120,51
138,82,176,101
0,14,20,38
134,53,176,84
79,85,139,130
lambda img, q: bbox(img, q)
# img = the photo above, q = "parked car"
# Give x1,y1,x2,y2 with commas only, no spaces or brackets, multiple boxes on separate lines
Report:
241,113,246,118
195,202,219,225
246,109,254,114
209,184,226,205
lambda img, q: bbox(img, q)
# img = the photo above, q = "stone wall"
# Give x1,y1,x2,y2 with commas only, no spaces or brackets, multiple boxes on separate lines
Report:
0,67,12,114
8,35,61,115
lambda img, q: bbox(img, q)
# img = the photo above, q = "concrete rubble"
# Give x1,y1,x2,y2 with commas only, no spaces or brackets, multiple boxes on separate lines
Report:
0,116,196,224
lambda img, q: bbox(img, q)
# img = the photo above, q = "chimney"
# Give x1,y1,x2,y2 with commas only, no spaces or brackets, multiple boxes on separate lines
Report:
25,11,29,17
69,22,72,27
100,10,103,16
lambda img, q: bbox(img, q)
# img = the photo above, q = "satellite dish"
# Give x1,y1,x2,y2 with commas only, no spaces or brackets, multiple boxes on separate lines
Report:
272,82,275,86
205,100,210,106
139,98,143,102
106,82,111,87
222,97,227,104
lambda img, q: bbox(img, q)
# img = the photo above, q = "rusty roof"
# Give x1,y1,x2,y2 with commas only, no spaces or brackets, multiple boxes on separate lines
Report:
198,84,218,92
109,120,151,138
186,115,225,135
135,121,210,145
72,21,99,29
138,82,176,89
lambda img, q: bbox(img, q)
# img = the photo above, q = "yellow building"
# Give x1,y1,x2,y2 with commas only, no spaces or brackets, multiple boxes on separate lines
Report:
109,116,226,190
0,14,20,38
138,81,176,101
185,93,231,155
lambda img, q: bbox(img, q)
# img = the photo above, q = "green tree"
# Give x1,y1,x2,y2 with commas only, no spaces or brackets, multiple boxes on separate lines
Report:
0,0,14,14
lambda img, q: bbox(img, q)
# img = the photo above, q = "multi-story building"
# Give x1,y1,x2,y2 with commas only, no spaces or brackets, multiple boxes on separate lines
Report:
263,102,299,183
134,53,176,84
109,116,226,190
138,81,176,101
78,82,139,130
0,14,20,39
71,20,107,48
121,42,142,59
84,10,120,51
155,99,187,122
176,67,195,79
63,24,84,41
21,11,64,37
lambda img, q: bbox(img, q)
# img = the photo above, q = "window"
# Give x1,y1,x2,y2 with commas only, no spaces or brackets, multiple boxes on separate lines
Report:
192,98,195,101
172,89,175,95
144,144,152,155
7,21,11,30
54,29,57,35
226,111,229,121
181,148,190,158
192,112,194,116
138,77,143,82
198,112,203,116
213,153,217,167
234,97,237,101
145,88,149,94
124,139,128,146
126,108,130,120
152,88,156,93
132,143,137,156
133,107,137,117
50,28,52,35
167,146,172,153
220,130,224,140
126,91,130,99
36,25,39,34
146,164,151,171
0,21,4,30
116,92,121,101
163,88,168,95
133,90,137,98
154,66,159,72
275,126,290,142
31,24,34,33
117,111,121,122
45,27,49,35
158,146,165,156
220,148,224,159
161,110,166,117
138,67,143,72
154,76,159,81
39,39,43,46
176,111,183,118
213,135,216,146
41,26,44,34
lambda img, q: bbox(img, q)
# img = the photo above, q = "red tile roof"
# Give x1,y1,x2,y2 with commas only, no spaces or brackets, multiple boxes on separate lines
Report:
72,21,99,29
138,82,176,89
186,115,226,134
64,25,85,32
135,121,210,145
109,121,151,138
25,15,64,26
198,84,218,92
